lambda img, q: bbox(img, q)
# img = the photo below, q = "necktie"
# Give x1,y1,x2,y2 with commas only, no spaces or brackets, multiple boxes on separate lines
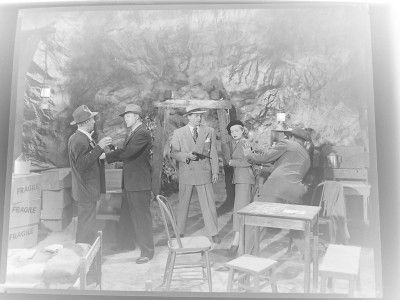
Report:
193,127,198,143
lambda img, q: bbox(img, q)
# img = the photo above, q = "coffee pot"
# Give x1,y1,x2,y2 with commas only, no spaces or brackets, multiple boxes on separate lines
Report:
327,152,340,168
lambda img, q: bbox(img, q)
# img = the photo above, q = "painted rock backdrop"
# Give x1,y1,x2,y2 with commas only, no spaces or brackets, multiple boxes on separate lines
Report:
19,6,372,178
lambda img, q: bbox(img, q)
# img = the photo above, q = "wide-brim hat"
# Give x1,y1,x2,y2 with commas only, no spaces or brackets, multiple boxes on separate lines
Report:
283,127,310,141
184,105,207,116
70,105,98,125
119,104,142,117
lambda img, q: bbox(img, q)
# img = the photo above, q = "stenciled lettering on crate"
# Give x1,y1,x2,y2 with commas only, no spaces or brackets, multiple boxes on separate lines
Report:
8,224,39,249
9,173,42,229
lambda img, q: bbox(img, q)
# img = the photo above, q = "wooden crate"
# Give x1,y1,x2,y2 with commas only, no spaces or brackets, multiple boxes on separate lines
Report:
323,146,370,169
42,188,72,212
41,203,72,220
8,224,38,249
9,173,42,228
39,168,72,190
41,205,73,232
323,168,368,181
97,193,122,215
105,169,122,191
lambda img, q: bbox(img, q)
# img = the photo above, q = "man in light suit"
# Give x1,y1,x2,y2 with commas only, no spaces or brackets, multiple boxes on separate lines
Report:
106,104,154,264
68,105,112,244
170,106,220,243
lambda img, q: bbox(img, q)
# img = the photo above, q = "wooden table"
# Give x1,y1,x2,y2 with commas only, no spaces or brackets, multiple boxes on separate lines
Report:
338,181,371,225
238,201,321,293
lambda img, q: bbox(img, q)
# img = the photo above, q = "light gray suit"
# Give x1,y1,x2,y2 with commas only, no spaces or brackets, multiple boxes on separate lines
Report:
229,140,255,231
170,125,219,236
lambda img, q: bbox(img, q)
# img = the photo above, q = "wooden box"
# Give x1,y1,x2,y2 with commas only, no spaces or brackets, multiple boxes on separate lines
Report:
105,169,123,191
97,193,122,215
39,168,72,190
8,224,38,249
42,188,72,211
41,205,73,232
9,173,42,228
323,168,368,181
41,203,72,220
325,146,370,169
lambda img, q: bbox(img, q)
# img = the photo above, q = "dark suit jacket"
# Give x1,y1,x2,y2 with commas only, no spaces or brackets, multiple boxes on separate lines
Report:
106,124,152,191
68,130,105,202
247,139,310,204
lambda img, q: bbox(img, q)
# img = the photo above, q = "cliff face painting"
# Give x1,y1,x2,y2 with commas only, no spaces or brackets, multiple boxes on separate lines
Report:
19,6,372,168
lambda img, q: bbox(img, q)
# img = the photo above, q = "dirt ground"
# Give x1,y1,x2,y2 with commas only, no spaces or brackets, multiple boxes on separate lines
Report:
4,177,377,296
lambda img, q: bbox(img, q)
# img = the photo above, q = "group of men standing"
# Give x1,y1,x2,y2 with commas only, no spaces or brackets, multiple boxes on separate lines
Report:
68,103,222,264
68,101,312,264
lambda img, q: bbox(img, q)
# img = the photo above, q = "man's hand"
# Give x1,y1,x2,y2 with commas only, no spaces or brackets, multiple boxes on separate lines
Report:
186,152,197,161
98,136,112,149
242,141,253,157
212,173,219,183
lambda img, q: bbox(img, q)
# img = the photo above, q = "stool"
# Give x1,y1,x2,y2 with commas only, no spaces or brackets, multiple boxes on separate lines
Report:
225,254,278,292
320,244,361,296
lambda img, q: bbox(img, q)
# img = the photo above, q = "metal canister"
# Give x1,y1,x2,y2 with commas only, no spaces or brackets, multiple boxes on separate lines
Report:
327,152,339,168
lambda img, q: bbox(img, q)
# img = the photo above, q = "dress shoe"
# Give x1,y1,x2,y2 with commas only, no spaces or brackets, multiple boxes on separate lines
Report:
212,235,221,244
228,244,239,256
136,256,151,264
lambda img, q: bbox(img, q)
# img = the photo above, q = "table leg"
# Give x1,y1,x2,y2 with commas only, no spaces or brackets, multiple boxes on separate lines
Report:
304,221,311,293
239,215,245,255
254,227,260,255
363,195,369,226
312,222,319,292
227,268,234,292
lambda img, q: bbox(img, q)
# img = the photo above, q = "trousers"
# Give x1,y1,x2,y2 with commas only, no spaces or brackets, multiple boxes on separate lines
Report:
177,183,218,237
124,190,154,257
76,200,97,244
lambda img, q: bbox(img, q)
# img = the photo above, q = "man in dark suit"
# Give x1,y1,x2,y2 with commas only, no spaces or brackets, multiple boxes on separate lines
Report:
68,105,112,244
106,104,154,264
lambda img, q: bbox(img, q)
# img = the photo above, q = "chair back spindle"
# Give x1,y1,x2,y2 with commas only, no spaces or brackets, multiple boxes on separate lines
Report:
156,195,183,248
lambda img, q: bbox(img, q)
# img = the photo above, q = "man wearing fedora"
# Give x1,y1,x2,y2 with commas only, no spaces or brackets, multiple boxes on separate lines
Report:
106,104,154,264
245,127,311,204
170,105,220,243
244,127,311,255
68,105,112,244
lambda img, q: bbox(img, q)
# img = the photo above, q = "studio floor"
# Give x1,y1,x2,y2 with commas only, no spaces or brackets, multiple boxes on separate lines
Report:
4,179,377,296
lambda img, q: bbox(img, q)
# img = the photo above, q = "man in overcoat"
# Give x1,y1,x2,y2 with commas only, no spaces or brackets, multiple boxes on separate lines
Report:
68,105,112,244
106,104,154,264
246,127,311,204
244,127,311,255
170,105,220,243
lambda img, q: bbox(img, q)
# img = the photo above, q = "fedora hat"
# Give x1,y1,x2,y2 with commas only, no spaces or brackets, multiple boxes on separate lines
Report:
284,127,310,141
70,105,98,125
184,105,207,116
119,104,142,117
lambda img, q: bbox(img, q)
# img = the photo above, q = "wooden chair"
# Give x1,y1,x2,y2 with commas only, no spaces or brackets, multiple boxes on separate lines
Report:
74,231,103,290
319,244,361,296
156,195,213,291
225,254,278,293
